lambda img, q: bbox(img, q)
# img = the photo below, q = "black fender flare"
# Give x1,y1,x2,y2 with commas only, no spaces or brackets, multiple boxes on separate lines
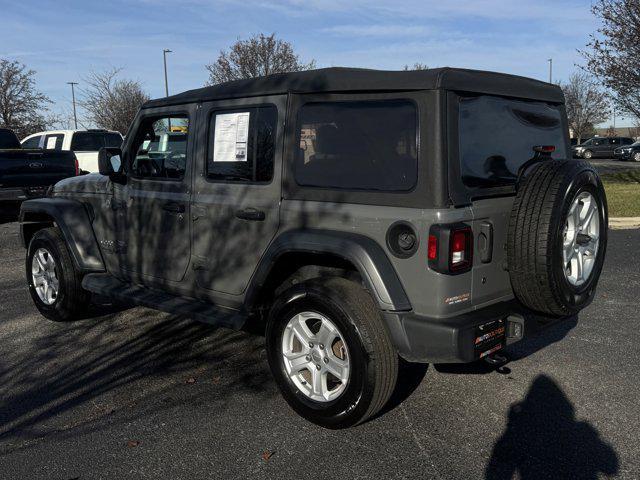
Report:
20,198,105,273
245,229,412,312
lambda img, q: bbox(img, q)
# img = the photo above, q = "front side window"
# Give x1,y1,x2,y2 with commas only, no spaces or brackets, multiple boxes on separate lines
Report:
459,95,567,188
130,116,189,180
294,100,418,191
207,106,277,182
22,135,42,149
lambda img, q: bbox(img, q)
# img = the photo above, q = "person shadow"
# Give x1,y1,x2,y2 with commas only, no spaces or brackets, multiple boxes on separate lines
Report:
485,375,618,479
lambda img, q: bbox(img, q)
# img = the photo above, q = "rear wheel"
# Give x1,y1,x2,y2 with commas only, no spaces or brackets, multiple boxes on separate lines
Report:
266,277,398,429
26,227,91,321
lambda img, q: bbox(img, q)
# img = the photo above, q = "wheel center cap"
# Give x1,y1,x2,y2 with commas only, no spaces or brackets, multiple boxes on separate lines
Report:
311,350,322,363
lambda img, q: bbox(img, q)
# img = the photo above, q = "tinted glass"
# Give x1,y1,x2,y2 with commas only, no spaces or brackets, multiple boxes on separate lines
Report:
105,132,123,148
130,116,189,180
21,135,42,149
71,131,122,151
207,106,277,182
44,134,64,150
459,96,567,188
294,100,418,191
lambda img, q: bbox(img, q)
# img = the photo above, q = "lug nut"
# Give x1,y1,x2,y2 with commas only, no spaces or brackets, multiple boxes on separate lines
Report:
319,344,325,350
316,364,321,370
305,355,311,361
309,342,314,348
323,357,329,364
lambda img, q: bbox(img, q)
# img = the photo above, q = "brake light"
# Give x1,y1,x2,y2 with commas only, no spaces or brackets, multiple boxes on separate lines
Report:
428,234,438,260
428,224,473,274
74,157,79,176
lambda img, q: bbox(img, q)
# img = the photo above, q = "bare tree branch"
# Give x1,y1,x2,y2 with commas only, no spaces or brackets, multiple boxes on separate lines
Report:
205,33,316,85
559,72,610,143
580,0,640,119
79,68,150,135
0,58,53,139
403,63,429,71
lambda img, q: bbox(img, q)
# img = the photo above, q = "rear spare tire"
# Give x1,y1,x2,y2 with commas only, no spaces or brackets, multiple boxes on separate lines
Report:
507,160,608,317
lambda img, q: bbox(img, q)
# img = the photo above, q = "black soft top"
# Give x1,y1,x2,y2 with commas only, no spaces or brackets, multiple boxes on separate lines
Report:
143,67,564,109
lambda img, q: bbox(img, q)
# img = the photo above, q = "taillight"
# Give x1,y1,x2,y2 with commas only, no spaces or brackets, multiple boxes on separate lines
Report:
428,234,438,260
74,157,79,175
428,224,473,274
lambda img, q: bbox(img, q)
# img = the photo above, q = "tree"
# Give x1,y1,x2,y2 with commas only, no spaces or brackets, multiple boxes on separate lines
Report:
559,72,610,143
403,63,429,71
581,0,640,119
0,59,53,139
205,33,315,85
80,68,149,135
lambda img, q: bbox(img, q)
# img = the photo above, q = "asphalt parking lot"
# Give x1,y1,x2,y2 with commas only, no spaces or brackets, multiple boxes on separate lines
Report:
0,221,639,479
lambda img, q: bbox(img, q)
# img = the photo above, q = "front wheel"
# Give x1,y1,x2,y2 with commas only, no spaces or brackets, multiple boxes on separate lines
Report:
26,227,91,321
266,277,398,429
583,150,593,160
633,152,640,162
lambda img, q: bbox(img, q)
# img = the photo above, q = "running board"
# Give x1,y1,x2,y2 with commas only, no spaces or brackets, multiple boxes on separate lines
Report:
82,273,246,330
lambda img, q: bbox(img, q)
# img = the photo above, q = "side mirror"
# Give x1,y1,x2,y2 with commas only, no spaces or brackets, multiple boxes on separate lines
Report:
98,147,126,184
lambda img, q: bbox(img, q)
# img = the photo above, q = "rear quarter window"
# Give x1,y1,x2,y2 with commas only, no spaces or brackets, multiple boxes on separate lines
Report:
294,100,418,191
459,96,567,188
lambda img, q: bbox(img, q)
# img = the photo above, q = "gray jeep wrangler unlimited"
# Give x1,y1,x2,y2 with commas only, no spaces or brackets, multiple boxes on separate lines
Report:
19,67,608,428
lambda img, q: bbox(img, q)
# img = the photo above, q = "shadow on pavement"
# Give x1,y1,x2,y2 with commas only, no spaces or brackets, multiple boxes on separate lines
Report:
0,305,273,445
485,375,618,479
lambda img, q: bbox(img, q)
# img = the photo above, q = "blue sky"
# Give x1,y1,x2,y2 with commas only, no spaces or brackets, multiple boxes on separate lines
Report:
0,0,632,127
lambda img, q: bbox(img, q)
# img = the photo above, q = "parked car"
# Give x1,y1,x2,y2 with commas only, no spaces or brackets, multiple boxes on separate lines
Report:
0,128,78,219
572,136,635,159
18,67,608,428
21,129,123,173
613,140,640,162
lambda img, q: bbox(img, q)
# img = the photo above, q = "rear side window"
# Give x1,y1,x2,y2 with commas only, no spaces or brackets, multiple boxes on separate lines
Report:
459,96,567,188
71,131,122,151
207,106,277,183
294,100,418,191
44,134,64,150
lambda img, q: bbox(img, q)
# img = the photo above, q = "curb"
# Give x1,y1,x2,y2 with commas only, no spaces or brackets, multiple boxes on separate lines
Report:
609,217,640,230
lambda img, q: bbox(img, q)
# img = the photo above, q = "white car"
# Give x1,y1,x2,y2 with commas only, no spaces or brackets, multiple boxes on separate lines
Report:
21,129,123,173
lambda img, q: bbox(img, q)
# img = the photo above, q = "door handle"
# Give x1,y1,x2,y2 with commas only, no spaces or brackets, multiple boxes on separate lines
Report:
162,202,186,214
235,208,265,221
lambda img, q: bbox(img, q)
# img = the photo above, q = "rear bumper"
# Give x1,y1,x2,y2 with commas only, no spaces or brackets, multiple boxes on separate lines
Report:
385,300,571,363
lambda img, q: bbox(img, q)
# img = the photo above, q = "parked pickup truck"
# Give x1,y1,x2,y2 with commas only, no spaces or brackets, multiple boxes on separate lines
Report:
21,129,123,173
18,68,608,428
1,128,78,219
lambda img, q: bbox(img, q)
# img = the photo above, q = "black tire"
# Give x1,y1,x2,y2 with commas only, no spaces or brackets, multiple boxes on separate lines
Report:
633,152,640,162
26,227,91,321
266,277,398,429
507,160,608,317
583,149,593,160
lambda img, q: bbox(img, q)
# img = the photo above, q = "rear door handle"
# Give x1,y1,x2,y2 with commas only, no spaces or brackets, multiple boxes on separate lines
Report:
163,202,185,214
235,208,265,221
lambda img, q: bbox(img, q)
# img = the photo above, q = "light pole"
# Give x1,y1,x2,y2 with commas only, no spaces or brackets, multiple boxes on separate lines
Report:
163,49,172,97
67,82,78,129
547,58,553,84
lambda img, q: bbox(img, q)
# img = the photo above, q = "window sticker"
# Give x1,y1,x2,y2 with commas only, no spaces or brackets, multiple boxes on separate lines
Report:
46,136,57,149
213,112,250,162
